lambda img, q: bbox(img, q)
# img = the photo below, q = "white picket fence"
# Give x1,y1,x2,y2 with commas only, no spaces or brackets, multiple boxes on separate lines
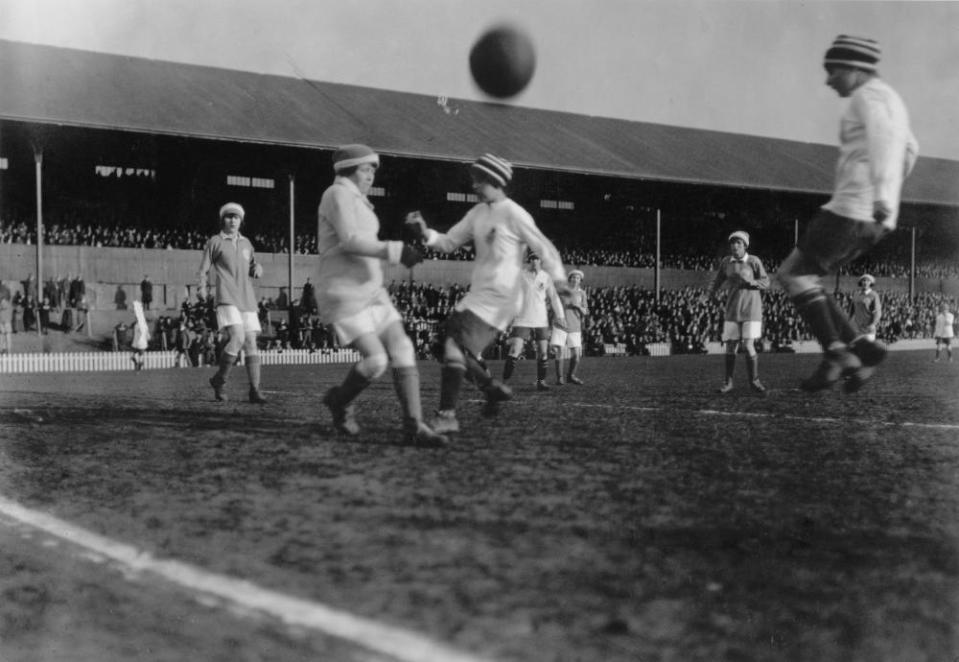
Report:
0,348,361,374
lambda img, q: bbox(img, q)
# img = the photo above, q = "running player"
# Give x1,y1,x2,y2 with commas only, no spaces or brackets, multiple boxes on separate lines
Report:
404,153,568,434
776,35,918,392
316,144,447,448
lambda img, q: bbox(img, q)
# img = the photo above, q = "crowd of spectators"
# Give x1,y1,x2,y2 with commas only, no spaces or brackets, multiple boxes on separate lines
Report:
3,212,957,279
7,269,950,362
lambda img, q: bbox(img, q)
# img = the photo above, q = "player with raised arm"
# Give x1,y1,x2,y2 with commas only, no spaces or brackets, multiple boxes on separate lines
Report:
708,231,770,394
316,144,447,448
550,269,588,385
405,153,568,434
504,253,566,390
776,35,918,393
197,202,267,404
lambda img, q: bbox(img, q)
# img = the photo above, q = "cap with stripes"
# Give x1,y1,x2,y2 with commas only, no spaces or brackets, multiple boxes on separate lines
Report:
470,153,513,188
824,35,880,72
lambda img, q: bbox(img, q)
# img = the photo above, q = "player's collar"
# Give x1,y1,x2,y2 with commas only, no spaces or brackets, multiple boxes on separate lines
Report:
335,176,374,210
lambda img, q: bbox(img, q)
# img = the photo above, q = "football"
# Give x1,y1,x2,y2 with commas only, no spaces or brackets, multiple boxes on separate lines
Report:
469,24,536,99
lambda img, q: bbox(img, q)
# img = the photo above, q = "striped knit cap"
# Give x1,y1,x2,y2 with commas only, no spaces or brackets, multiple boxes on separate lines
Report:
470,153,513,187
333,144,379,172
824,35,880,72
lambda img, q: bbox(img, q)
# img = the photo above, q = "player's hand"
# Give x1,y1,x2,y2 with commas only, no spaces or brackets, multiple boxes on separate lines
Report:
404,211,428,242
400,243,424,268
873,200,891,224
250,263,264,278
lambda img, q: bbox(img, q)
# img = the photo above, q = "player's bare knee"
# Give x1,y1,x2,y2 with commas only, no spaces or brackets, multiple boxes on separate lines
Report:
243,333,258,357
388,335,416,368
357,353,389,380
442,338,467,372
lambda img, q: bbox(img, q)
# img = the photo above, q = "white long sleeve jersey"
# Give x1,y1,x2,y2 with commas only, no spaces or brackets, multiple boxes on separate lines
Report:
512,268,560,328
425,198,566,331
935,312,955,339
822,77,919,229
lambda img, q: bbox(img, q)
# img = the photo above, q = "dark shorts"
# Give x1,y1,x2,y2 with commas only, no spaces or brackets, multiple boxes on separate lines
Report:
445,309,501,357
508,326,550,341
796,210,890,275
936,337,952,346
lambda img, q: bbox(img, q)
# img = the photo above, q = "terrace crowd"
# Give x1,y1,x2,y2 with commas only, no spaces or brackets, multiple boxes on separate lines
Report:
2,213,957,279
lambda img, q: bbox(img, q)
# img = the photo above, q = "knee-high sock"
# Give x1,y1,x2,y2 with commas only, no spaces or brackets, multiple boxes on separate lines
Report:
503,355,517,380
793,289,842,352
724,353,736,382
464,351,493,390
214,352,235,384
333,364,372,407
537,357,548,382
568,354,580,379
439,364,465,411
392,366,423,425
825,294,859,344
245,355,261,390
555,356,565,381
746,354,759,381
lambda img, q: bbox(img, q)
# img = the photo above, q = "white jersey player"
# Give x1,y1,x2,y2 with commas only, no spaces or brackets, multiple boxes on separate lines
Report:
404,153,568,434
504,254,565,390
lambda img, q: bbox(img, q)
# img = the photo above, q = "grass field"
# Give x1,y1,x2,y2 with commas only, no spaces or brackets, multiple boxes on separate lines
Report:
0,352,957,662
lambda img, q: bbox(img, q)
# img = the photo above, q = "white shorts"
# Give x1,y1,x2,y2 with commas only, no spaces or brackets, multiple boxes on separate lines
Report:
722,321,762,341
216,305,262,333
333,298,402,345
549,328,582,349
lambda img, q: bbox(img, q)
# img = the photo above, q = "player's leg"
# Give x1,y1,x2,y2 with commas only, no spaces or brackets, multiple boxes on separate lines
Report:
549,327,566,385
719,323,739,393
242,331,266,404
324,331,389,436
433,311,511,431
777,212,873,391
741,333,765,393
535,334,550,390
209,310,245,401
381,320,447,447
567,347,583,385
503,330,526,381
567,331,584,384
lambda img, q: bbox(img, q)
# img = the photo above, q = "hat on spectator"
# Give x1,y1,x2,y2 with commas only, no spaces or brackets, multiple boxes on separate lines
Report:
728,230,749,247
333,144,379,172
568,269,584,280
219,202,245,220
470,153,513,188
824,35,880,72
858,274,875,286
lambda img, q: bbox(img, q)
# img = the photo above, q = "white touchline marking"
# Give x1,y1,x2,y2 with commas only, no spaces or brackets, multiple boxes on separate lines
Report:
471,399,959,432
0,496,495,662
572,402,959,431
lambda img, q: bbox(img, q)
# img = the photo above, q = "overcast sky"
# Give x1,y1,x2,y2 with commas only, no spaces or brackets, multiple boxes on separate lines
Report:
2,0,958,160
